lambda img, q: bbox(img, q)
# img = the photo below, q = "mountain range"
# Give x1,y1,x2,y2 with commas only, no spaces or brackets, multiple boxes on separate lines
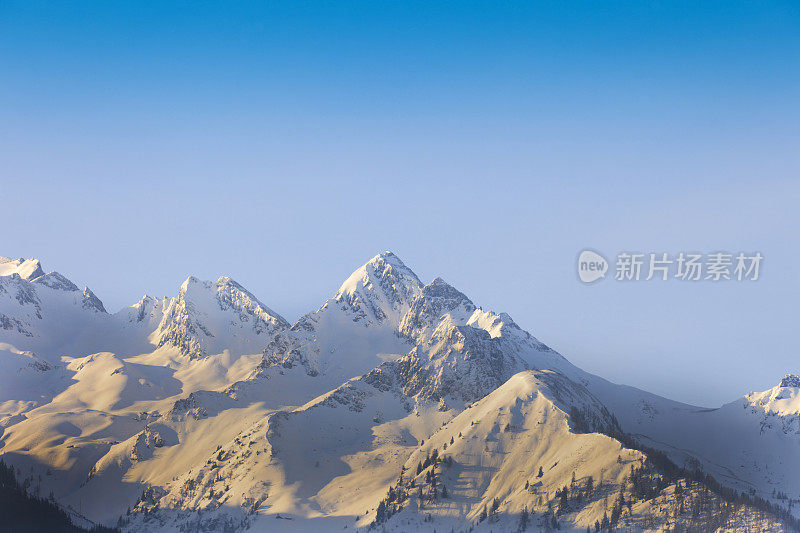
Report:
0,252,797,532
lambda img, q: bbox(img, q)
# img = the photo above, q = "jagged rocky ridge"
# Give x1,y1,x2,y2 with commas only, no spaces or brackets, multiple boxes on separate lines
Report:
145,276,289,359
0,252,798,532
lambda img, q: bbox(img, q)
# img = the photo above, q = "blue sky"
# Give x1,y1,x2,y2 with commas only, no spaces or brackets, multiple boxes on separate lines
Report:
1,1,798,405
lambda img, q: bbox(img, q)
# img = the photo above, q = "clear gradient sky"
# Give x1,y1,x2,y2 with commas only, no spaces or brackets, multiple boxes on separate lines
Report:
1,1,798,406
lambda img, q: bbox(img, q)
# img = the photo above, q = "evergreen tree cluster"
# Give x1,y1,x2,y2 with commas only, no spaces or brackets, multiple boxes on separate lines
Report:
608,425,800,531
371,448,456,528
373,410,800,531
0,460,118,533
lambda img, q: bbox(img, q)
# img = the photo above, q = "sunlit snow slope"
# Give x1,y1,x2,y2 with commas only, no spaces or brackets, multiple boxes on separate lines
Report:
0,252,796,532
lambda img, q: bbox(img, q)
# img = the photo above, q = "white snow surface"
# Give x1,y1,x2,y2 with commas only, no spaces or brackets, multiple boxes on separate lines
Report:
0,252,796,531
0,257,45,280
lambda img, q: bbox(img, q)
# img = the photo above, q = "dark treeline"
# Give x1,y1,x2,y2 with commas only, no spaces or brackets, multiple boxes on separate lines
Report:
0,459,118,533
609,430,800,531
371,413,800,531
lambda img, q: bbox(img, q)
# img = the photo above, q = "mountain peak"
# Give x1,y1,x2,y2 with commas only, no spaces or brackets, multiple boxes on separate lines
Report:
0,257,46,281
337,251,420,292
421,277,474,304
151,274,289,358
744,374,800,420
176,275,284,321
398,277,477,341
31,271,79,291
370,250,403,265
178,275,257,297
179,275,200,294
333,252,422,325
360,251,413,276
779,374,800,388
81,286,107,313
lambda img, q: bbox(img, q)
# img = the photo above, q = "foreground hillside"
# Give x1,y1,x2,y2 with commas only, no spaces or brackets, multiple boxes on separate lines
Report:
0,459,118,533
370,371,792,532
0,253,797,531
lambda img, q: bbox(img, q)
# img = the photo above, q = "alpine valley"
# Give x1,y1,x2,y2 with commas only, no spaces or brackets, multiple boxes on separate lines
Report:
0,252,797,532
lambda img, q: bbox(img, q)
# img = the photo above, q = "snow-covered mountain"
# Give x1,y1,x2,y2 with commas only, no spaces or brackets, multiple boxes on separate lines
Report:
121,276,289,359
0,257,108,358
368,370,787,532
747,374,800,430
261,252,421,380
0,252,796,532
628,374,800,501
0,256,46,281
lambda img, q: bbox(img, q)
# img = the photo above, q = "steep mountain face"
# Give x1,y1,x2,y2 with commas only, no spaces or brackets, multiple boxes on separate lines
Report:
0,257,45,280
390,276,560,402
259,252,422,385
0,251,797,532
398,277,476,339
746,374,800,430
140,276,289,359
0,260,109,359
392,323,529,403
334,250,422,327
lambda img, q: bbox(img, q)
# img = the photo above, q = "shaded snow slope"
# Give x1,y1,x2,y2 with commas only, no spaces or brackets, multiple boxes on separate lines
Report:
0,262,109,359
140,275,289,359
1,251,797,532
373,370,787,533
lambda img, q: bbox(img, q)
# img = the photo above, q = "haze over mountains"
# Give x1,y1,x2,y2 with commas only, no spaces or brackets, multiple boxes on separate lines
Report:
0,252,797,532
